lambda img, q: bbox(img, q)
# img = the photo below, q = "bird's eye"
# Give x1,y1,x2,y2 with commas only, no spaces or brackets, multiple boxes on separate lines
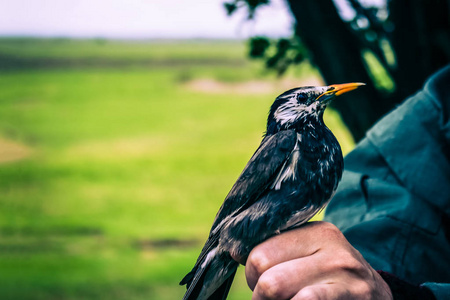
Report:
296,93,308,103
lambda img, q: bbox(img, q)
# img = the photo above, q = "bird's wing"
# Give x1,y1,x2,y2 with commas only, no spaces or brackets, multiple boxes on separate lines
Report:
212,129,298,229
180,130,298,294
192,130,297,266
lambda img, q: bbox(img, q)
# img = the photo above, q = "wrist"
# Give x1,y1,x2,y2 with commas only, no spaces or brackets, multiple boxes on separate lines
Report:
377,271,436,300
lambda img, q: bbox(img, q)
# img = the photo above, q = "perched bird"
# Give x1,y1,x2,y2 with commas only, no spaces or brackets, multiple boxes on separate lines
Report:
180,83,365,300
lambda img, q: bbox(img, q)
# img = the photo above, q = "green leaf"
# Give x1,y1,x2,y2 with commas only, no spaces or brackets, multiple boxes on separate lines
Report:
224,2,238,16
249,37,270,58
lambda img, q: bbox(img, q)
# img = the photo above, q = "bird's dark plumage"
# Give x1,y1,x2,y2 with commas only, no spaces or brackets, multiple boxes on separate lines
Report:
180,83,365,300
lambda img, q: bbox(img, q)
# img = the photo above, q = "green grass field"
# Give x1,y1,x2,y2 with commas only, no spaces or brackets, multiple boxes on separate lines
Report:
0,38,354,300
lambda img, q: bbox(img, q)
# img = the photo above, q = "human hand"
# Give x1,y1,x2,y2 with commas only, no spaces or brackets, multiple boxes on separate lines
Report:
239,221,393,300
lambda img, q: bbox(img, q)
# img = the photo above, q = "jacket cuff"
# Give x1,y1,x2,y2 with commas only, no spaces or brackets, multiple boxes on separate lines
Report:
377,271,436,300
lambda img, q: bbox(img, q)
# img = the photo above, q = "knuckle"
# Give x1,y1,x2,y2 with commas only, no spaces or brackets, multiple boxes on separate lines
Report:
353,281,373,299
295,286,321,300
325,250,365,273
342,254,364,271
247,248,272,276
256,272,285,299
347,257,372,278
317,222,343,240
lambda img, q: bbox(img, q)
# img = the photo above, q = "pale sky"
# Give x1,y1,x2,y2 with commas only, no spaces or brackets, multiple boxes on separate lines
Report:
0,0,295,39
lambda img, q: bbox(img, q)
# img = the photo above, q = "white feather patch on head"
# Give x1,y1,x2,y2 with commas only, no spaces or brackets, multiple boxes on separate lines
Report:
273,97,320,126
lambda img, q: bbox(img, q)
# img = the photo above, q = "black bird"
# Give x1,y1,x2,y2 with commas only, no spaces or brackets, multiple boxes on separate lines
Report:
180,83,365,300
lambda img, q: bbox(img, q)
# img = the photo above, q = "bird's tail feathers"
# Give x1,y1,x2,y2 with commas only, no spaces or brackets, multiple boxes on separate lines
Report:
181,248,238,300
181,264,206,300
180,267,197,288
208,269,237,300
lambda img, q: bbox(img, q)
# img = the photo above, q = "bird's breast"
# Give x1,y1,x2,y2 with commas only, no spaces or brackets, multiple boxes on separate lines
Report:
271,130,343,198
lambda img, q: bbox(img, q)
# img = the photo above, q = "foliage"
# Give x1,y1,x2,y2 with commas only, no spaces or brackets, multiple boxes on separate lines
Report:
224,0,309,76
249,36,307,76
224,0,269,18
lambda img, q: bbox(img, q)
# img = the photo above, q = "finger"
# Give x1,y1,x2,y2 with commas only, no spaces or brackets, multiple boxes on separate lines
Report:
246,221,344,288
251,257,312,299
251,254,341,299
291,283,351,300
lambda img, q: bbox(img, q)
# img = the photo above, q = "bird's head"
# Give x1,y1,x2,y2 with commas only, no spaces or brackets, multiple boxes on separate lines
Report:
266,82,365,135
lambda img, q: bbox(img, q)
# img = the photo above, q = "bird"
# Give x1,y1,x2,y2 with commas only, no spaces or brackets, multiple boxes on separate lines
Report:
180,82,365,300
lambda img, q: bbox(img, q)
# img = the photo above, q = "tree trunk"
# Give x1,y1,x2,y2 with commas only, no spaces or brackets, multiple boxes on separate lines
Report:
389,0,450,98
286,0,450,141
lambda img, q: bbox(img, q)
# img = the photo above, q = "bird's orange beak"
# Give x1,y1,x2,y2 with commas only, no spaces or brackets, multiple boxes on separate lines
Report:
327,82,366,96
316,82,365,104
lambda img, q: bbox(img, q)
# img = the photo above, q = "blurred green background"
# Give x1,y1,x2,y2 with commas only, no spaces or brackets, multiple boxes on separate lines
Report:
0,37,354,300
